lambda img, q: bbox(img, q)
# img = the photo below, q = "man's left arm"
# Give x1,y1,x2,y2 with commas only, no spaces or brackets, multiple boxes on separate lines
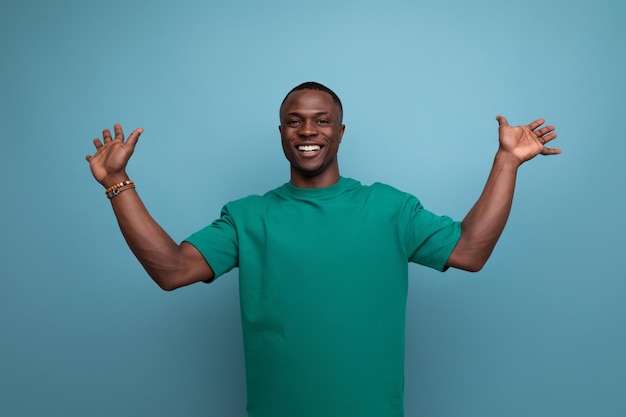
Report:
446,116,560,272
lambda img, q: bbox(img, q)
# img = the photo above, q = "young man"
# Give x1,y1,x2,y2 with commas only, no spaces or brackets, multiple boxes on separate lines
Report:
86,82,559,417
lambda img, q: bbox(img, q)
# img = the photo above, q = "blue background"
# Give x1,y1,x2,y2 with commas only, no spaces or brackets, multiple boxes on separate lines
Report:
1,0,625,416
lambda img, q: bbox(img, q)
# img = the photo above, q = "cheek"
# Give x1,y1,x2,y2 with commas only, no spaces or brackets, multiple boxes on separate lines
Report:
280,139,295,161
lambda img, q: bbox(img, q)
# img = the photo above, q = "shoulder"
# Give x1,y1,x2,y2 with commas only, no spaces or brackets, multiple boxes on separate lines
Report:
357,181,421,205
368,181,406,195
221,183,288,213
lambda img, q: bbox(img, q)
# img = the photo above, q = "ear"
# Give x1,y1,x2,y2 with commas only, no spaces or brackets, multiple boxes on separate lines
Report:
338,124,345,143
278,125,282,134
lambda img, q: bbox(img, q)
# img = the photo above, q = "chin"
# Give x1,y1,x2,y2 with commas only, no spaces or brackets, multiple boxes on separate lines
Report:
296,167,324,177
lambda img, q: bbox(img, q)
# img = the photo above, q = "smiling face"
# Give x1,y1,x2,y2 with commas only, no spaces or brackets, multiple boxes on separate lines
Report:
279,89,345,188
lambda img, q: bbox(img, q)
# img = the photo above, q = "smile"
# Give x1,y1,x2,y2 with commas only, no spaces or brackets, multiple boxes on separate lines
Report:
298,145,321,152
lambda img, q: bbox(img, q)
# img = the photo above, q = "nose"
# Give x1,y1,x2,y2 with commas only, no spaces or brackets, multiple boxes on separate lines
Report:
299,119,318,138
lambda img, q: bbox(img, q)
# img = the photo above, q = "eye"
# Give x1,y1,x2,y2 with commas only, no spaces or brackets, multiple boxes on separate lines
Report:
317,119,330,125
286,120,301,126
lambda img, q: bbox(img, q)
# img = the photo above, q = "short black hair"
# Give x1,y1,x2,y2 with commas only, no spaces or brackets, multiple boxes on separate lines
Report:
280,81,343,114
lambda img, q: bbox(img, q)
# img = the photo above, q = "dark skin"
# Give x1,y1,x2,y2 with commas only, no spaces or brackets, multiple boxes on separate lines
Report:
86,88,559,289
86,125,213,290
278,89,345,188
446,115,559,271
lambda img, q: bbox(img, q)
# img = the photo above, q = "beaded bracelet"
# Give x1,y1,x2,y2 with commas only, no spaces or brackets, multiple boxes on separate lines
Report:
106,183,136,199
105,180,134,194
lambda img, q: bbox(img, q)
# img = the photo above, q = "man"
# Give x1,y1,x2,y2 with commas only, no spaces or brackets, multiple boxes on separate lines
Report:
86,82,559,417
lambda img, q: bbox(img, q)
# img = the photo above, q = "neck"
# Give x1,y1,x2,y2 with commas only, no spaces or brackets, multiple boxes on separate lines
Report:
290,167,340,188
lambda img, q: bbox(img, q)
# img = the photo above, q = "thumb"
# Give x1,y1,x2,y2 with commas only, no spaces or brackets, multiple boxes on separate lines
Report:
125,127,144,149
496,115,509,127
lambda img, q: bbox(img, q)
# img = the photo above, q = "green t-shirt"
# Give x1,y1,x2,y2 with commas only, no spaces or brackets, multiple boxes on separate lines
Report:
185,177,461,417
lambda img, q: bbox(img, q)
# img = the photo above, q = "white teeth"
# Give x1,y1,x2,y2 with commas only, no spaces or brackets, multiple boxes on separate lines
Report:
298,145,321,152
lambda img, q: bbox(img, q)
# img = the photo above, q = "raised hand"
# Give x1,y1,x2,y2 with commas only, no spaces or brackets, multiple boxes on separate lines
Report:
446,116,561,272
496,115,560,165
85,124,143,187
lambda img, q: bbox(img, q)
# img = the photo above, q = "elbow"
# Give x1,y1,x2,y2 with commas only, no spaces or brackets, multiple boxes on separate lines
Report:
447,252,488,273
150,273,184,292
448,238,492,272
152,270,205,291
462,255,490,273
463,261,485,273
158,282,179,292
451,263,484,273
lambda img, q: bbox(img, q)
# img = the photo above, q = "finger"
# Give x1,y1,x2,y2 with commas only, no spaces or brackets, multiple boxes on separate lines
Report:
102,128,113,143
114,124,124,141
125,127,144,150
528,118,546,130
541,146,562,155
496,115,509,127
534,126,556,143
534,125,555,137
93,138,104,149
540,132,557,144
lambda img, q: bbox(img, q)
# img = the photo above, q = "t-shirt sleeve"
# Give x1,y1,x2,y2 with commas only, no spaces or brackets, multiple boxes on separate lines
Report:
401,194,462,271
183,204,239,279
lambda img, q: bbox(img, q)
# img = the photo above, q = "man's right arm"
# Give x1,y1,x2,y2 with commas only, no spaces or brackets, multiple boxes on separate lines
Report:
86,124,214,290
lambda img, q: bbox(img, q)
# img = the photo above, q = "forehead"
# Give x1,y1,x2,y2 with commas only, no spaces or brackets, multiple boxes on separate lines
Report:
280,89,341,118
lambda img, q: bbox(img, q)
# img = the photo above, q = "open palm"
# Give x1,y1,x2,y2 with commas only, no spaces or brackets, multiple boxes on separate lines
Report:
85,124,143,186
496,115,560,164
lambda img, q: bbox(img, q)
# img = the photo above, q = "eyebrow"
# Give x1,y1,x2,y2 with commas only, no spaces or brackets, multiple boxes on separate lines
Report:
284,111,331,118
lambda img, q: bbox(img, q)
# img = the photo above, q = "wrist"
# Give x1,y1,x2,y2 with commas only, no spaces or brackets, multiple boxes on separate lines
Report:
101,173,130,189
494,149,522,170
106,180,135,199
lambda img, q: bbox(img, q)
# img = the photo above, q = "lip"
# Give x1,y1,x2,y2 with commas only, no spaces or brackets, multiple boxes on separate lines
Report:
295,142,325,148
293,143,324,159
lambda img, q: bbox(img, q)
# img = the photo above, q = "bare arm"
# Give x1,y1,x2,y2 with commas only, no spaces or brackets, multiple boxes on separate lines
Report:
86,124,214,290
446,116,560,272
